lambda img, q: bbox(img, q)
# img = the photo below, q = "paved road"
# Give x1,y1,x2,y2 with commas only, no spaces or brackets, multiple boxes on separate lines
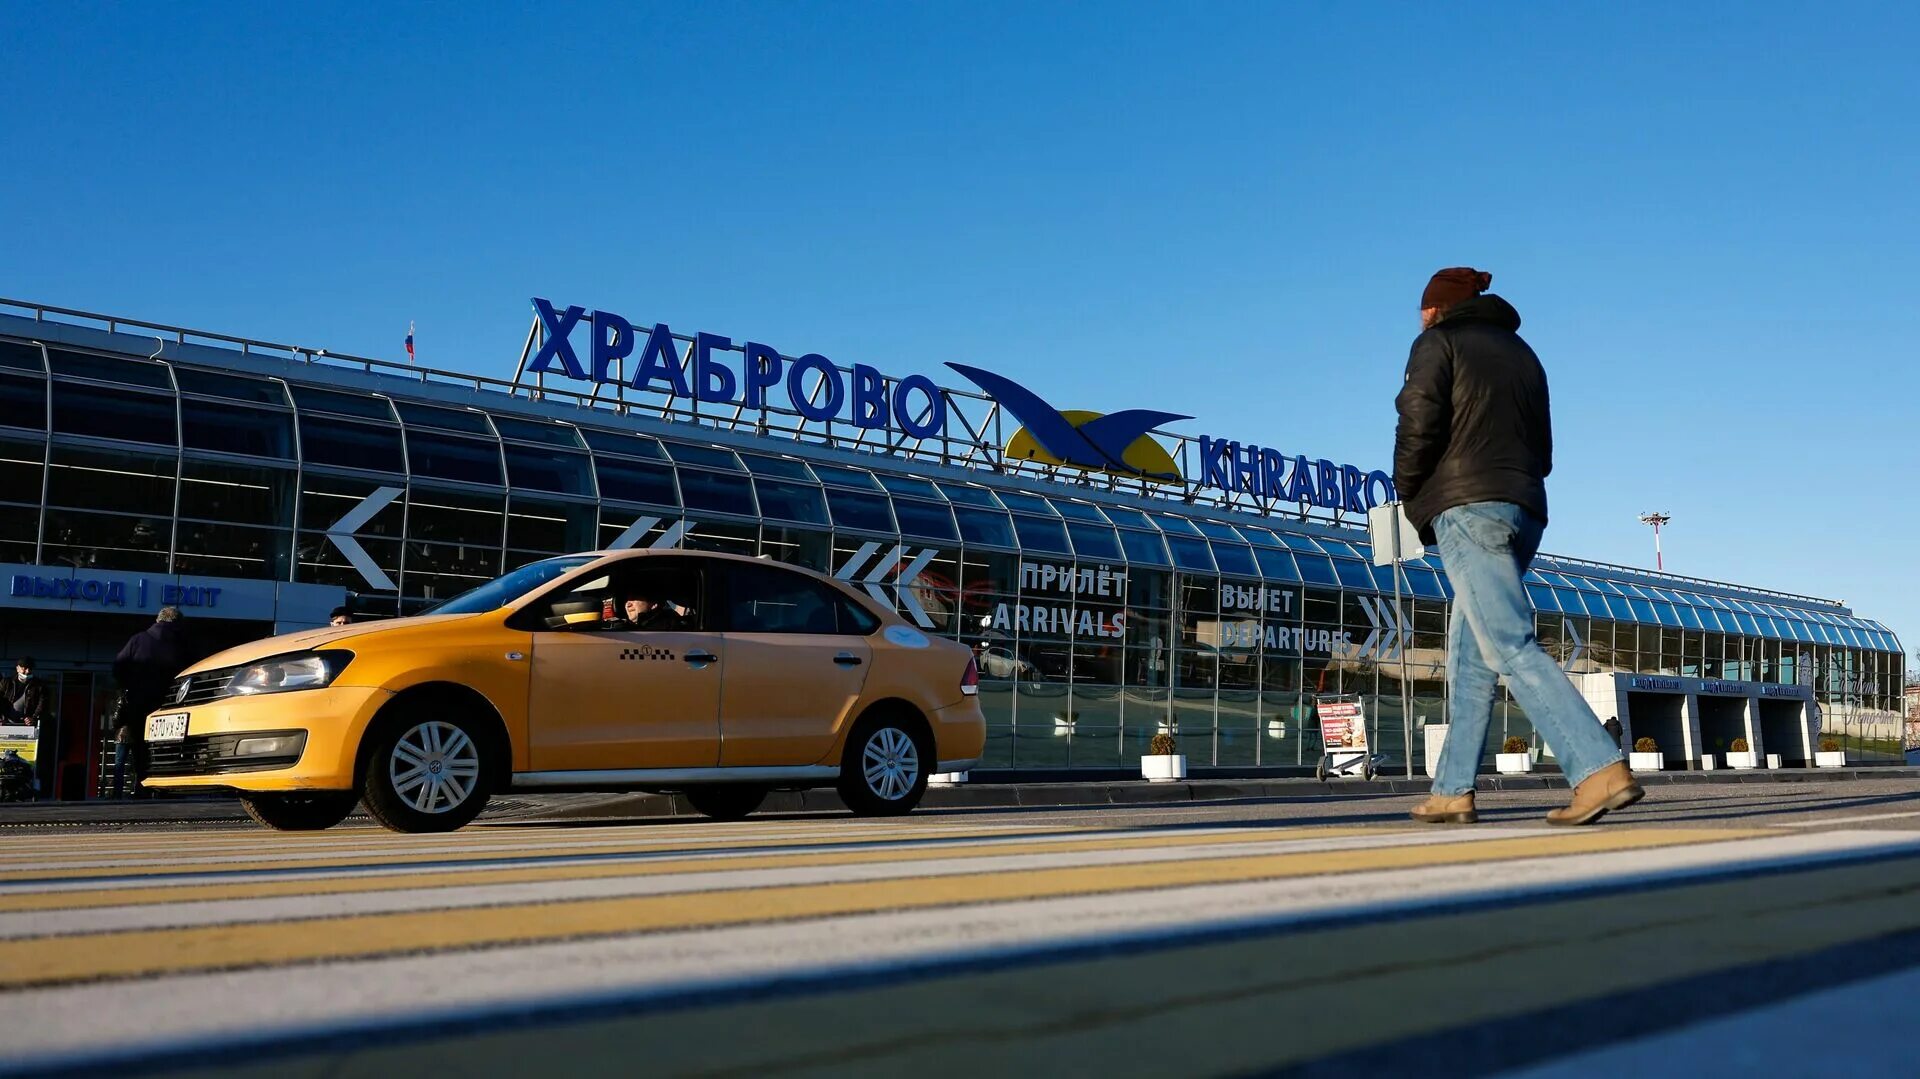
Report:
4,780,1920,1077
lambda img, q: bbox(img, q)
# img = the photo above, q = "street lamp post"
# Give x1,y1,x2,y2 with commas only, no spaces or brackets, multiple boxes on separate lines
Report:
1638,512,1670,572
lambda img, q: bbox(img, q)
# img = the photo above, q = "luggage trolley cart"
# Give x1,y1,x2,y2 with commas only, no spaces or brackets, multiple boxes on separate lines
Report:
1314,695,1383,781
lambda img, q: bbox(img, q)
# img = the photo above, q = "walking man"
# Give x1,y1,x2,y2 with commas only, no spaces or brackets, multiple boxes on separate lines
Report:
112,606,189,796
1395,268,1641,826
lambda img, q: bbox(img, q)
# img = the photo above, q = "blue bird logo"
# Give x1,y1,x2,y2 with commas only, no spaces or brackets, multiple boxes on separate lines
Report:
944,363,1189,481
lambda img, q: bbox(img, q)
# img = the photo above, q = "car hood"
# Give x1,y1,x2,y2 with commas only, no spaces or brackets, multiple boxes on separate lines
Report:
181,613,482,675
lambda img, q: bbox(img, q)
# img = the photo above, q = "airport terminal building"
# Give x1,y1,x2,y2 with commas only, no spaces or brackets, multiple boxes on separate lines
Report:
0,297,1903,798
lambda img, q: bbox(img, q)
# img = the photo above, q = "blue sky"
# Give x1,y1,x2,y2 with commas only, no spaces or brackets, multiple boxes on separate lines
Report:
3,2,1915,655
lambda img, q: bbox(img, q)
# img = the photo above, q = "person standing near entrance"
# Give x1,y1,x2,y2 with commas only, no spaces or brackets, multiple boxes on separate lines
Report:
111,606,188,795
5,658,50,731
1394,268,1641,826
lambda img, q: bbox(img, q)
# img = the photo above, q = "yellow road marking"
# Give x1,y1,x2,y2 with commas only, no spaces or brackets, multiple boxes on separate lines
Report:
0,827,1399,913
0,828,1758,988
0,825,1081,882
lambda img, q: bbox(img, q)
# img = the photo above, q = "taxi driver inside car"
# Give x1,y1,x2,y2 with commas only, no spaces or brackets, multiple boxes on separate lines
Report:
139,551,985,833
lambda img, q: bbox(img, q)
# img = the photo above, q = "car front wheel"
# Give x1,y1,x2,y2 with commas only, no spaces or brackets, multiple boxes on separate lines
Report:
837,714,932,817
361,714,492,834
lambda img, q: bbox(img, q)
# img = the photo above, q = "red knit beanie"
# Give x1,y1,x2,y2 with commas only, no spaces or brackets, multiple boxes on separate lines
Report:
1421,267,1492,311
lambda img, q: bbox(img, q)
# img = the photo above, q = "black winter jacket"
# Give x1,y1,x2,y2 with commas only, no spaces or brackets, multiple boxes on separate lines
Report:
1392,295,1553,544
113,621,189,704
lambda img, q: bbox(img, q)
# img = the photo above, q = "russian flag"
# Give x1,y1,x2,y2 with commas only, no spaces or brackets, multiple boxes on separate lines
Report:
405,321,415,363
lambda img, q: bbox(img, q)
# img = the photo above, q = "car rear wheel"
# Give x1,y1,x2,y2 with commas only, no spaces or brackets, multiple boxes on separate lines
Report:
240,791,359,831
684,785,769,821
837,713,931,817
361,714,492,834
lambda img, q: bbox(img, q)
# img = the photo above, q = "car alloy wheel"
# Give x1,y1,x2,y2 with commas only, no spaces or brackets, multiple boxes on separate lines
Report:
862,726,920,802
389,719,482,815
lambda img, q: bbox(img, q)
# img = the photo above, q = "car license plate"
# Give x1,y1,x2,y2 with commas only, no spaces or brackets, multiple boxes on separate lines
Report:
147,712,189,743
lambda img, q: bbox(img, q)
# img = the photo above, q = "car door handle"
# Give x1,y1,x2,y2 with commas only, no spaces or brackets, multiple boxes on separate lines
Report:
833,652,863,667
685,650,719,667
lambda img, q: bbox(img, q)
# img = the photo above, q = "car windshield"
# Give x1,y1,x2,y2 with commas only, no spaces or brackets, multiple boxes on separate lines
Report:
424,556,599,615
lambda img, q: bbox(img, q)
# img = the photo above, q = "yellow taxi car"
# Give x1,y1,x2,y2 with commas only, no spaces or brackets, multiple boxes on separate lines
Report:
141,550,986,833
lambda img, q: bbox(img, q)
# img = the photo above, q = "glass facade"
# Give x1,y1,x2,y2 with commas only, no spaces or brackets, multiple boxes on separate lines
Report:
0,330,1905,768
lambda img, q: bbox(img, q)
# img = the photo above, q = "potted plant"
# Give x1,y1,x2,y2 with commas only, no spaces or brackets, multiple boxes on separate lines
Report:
1726,737,1759,769
1815,738,1848,769
1141,731,1187,783
1496,735,1533,775
1629,736,1664,772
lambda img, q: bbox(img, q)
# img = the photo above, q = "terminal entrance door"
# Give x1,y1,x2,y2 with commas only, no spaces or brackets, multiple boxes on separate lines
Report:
1758,698,1811,764
1696,695,1749,762
1626,690,1688,768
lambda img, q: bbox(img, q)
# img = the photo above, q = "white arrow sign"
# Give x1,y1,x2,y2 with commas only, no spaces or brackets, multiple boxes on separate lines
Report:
1562,617,1585,672
835,544,938,629
607,517,690,551
1354,595,1412,663
326,486,402,591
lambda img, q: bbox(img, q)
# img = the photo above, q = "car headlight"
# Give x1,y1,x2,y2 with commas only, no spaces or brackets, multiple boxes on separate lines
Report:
228,651,353,696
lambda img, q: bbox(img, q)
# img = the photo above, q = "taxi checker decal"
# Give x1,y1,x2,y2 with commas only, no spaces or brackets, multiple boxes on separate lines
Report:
619,646,676,662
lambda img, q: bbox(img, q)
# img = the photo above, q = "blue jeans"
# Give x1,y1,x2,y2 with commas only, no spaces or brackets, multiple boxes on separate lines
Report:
1431,502,1623,796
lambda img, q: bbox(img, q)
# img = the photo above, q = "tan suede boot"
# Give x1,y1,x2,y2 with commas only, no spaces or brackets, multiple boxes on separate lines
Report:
1410,791,1478,824
1546,761,1644,826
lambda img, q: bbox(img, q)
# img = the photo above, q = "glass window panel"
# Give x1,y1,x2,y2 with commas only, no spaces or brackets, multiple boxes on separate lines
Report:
580,428,666,459
740,454,816,481
935,482,1001,508
1011,514,1070,554
1294,552,1337,587
1332,558,1373,589
405,487,505,547
1235,524,1283,547
678,468,757,517
179,459,293,527
1119,528,1169,567
1318,539,1362,560
490,416,582,448
825,488,896,533
0,341,46,371
0,373,45,431
1066,522,1122,561
51,384,176,446
503,446,593,496
290,385,395,420
1099,506,1153,530
662,442,743,471
594,456,678,506
893,498,958,541
299,472,405,540
1254,546,1300,582
994,491,1056,516
295,530,400,588
394,402,492,434
173,521,291,579
42,508,170,572
47,348,173,389
1047,498,1108,523
1151,514,1202,536
403,540,500,592
47,446,174,514
1278,533,1325,553
1527,584,1560,611
810,464,881,490
1165,535,1215,572
876,473,941,500
182,400,295,459
173,368,288,404
1190,519,1241,542
954,507,1017,548
760,524,832,572
405,431,502,485
0,438,43,500
505,497,596,554
1675,603,1703,630
1406,566,1444,598
753,479,829,525
298,417,404,472
1211,540,1258,578
682,519,759,557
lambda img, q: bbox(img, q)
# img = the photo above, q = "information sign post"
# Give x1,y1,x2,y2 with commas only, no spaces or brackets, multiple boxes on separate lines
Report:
1369,501,1425,779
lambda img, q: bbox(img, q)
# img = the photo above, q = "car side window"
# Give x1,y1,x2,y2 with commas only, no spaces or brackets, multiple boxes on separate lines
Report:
527,561,704,632
727,562,872,635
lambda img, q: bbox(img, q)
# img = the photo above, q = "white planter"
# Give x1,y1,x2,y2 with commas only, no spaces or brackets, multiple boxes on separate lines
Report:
1765,754,1782,770
1629,751,1664,772
928,771,969,786
1815,751,1848,768
1700,754,1718,770
1141,754,1187,783
1495,752,1533,775
1423,724,1451,779
1726,751,1759,769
